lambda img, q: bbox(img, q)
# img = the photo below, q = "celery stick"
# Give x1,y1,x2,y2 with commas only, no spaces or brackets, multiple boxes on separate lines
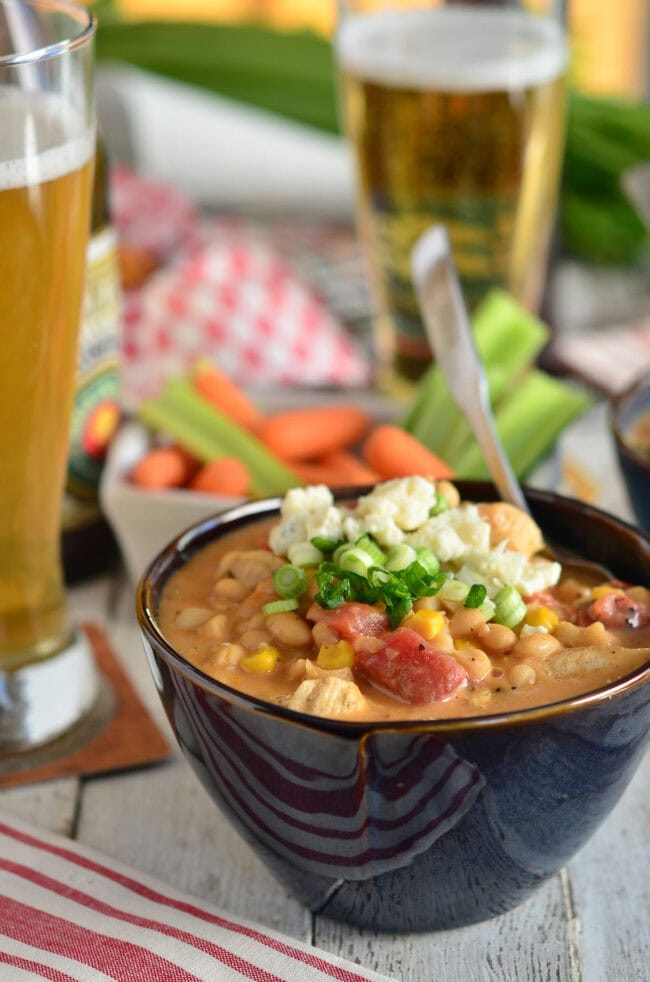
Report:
437,365,512,465
138,379,299,496
403,290,548,452
453,371,593,479
138,399,230,463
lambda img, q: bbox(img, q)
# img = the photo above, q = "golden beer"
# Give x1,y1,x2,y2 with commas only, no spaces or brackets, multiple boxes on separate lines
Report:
338,6,567,383
0,89,93,670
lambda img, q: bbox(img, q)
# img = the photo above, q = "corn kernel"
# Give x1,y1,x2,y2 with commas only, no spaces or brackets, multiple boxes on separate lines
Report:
454,638,476,650
403,609,445,640
524,606,559,631
240,647,279,673
590,586,624,600
316,641,354,670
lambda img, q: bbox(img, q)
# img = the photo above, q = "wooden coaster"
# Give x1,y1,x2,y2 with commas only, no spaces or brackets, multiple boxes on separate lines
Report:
0,623,170,788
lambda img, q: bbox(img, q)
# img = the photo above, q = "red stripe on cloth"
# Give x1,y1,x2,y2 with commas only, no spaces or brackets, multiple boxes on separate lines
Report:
1,859,284,982
0,895,200,982
0,949,78,982
0,824,372,982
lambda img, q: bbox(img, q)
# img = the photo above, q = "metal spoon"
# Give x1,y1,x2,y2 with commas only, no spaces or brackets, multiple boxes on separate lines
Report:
410,224,610,582
411,225,528,513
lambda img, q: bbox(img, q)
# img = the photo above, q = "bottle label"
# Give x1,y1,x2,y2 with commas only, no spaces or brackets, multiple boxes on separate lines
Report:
65,226,121,505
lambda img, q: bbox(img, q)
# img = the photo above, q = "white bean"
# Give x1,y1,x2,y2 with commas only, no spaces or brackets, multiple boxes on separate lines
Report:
200,613,229,642
512,632,561,660
453,646,492,681
267,612,312,648
240,629,271,651
475,622,517,655
175,607,213,630
449,608,485,638
214,578,249,602
510,663,536,687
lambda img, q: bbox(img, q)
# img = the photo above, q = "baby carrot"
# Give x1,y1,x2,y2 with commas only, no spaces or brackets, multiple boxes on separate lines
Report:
190,457,251,497
291,452,379,488
362,425,454,480
130,446,194,490
257,405,371,462
192,358,262,431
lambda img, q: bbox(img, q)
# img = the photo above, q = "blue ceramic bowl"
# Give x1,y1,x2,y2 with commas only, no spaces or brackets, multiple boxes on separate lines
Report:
612,373,650,533
136,482,650,932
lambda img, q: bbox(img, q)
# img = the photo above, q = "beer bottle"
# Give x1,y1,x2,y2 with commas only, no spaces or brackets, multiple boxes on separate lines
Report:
62,135,122,583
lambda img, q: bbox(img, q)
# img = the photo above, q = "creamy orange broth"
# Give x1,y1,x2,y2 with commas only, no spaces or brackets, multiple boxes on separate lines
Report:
158,516,650,722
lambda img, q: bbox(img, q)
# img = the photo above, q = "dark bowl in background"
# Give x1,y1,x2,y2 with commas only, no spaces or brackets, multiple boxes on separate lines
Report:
136,482,650,933
612,372,650,533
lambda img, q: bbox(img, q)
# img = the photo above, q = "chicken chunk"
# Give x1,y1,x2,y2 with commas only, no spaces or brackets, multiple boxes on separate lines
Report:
477,502,543,557
286,675,367,718
287,658,354,683
216,550,283,588
546,646,650,679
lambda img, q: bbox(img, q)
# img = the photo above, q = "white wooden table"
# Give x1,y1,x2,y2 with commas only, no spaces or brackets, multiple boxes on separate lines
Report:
1,558,647,982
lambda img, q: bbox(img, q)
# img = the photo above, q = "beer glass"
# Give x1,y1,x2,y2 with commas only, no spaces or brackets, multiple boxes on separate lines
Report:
0,0,98,748
337,0,568,387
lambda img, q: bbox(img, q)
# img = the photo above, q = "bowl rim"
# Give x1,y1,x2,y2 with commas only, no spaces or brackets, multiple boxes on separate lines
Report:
611,370,650,472
136,482,650,736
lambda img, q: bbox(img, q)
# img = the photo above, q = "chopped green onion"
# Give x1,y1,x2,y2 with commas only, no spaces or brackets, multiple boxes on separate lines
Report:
338,547,374,578
415,547,439,576
272,564,308,599
440,579,469,603
263,598,299,615
429,492,450,517
355,534,387,565
312,535,446,627
311,536,343,553
288,541,323,567
389,595,413,628
399,564,445,599
385,544,417,571
333,542,353,563
493,586,526,628
315,570,350,609
465,584,487,609
479,598,496,622
368,567,392,589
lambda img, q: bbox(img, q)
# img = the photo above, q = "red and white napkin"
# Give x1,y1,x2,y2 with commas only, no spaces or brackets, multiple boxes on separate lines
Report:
111,168,370,410
0,814,394,982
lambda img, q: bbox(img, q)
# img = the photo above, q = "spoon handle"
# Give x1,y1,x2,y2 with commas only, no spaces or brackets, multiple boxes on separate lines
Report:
411,225,530,515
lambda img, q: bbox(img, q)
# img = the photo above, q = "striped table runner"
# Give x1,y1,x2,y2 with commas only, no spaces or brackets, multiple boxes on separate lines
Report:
0,815,394,982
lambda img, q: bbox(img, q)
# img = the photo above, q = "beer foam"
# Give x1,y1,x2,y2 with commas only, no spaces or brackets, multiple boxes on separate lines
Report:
0,87,93,190
338,7,567,93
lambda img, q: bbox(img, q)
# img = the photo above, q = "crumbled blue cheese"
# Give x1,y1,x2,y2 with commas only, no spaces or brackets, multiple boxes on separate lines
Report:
268,478,560,599
406,504,491,562
455,541,561,598
341,476,440,548
268,485,343,556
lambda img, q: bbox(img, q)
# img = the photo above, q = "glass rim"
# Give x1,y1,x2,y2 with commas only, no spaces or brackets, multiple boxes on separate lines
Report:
0,0,95,69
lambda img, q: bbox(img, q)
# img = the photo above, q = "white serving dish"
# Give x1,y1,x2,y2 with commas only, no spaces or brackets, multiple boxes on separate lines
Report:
100,420,245,584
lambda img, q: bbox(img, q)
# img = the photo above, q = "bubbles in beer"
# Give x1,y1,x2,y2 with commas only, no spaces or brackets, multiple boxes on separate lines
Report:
0,87,93,190
338,7,567,93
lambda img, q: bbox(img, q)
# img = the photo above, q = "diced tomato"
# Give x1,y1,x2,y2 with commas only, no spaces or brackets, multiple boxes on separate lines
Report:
583,592,649,629
523,590,556,606
355,627,468,704
306,601,390,641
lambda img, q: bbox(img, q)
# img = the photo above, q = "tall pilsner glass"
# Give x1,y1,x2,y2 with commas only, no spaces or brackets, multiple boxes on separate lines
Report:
0,0,97,748
337,0,568,387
